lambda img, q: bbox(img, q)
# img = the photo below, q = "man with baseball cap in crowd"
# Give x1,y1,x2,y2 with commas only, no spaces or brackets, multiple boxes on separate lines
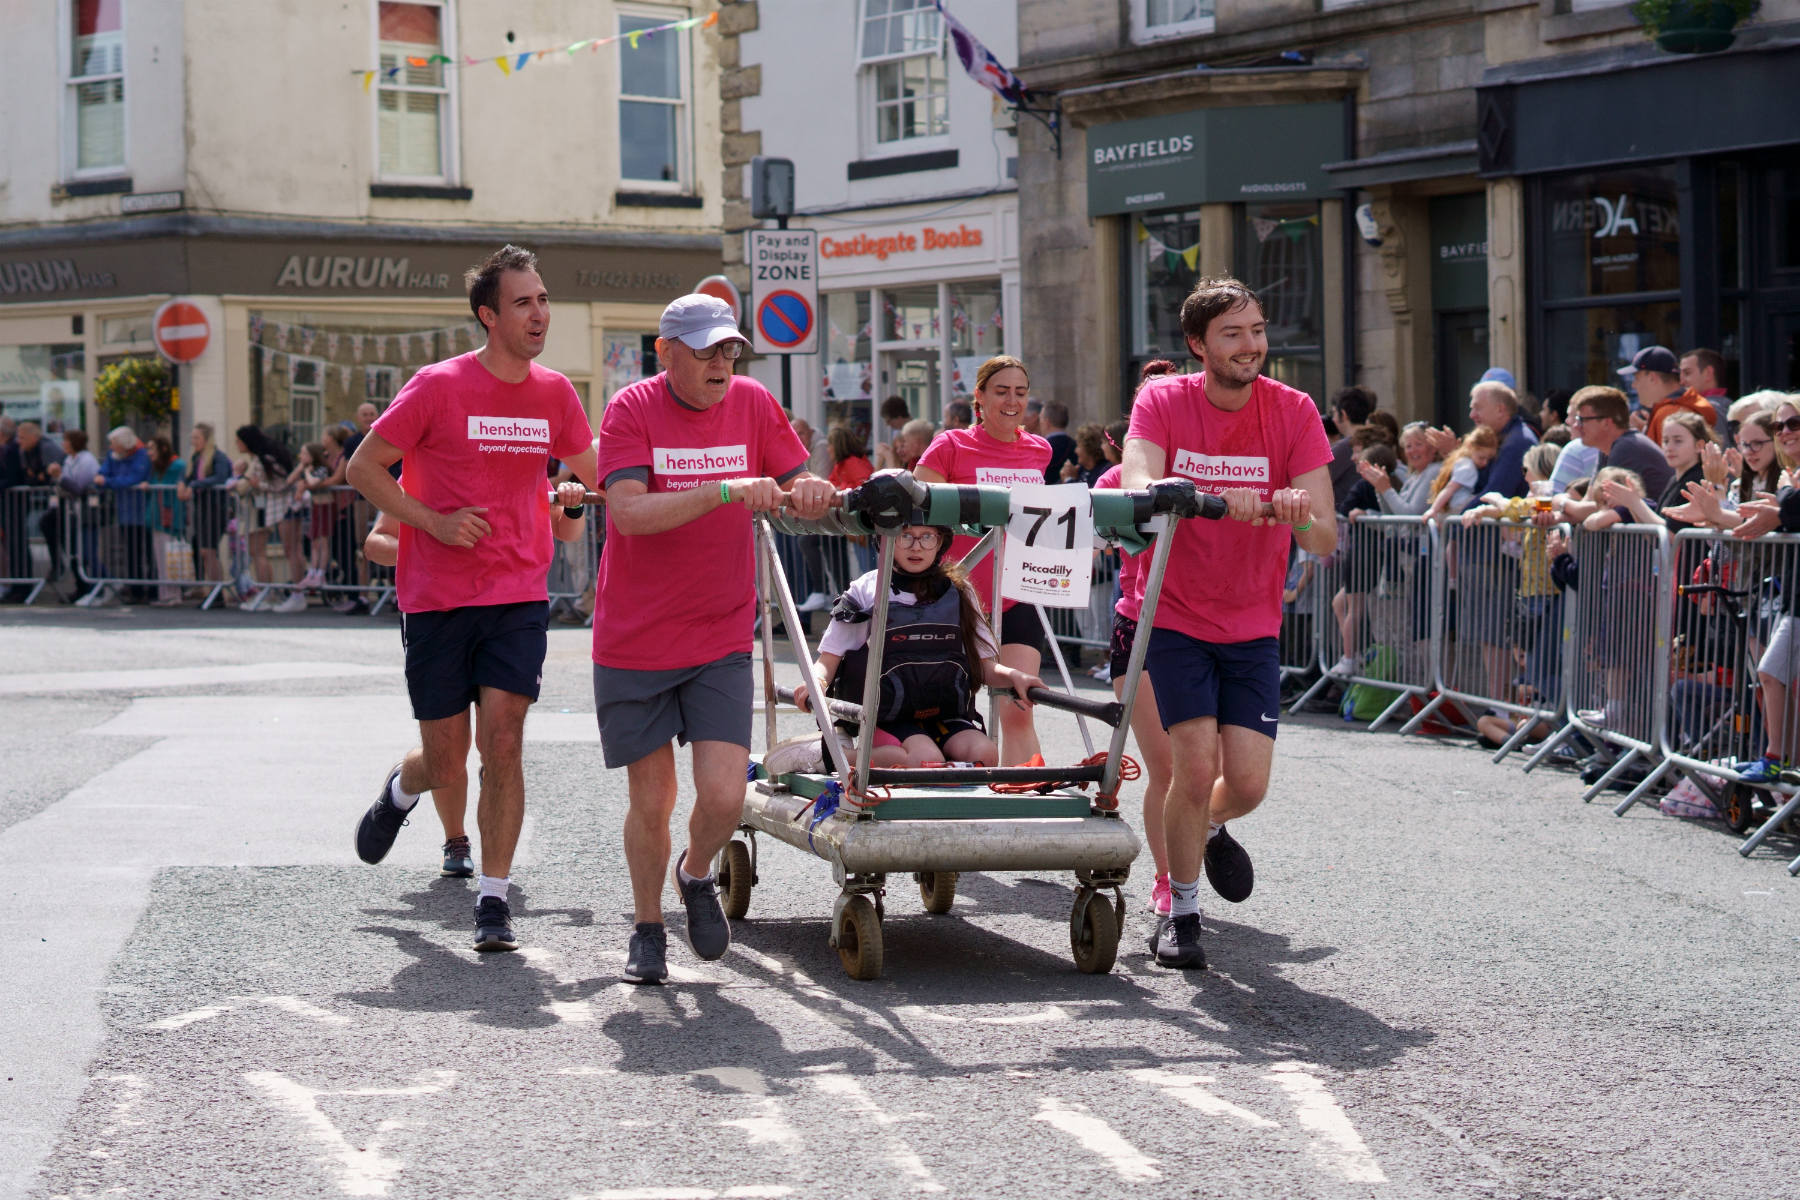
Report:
1622,345,1719,443
593,293,834,984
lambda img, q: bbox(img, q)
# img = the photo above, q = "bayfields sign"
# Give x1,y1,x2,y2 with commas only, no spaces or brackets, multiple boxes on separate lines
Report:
1085,102,1344,217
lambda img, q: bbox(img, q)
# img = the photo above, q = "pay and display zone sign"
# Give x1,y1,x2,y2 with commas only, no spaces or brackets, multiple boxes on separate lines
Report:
747,229,818,355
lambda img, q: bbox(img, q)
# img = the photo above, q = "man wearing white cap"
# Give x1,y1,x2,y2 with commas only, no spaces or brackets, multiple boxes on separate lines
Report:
593,293,834,983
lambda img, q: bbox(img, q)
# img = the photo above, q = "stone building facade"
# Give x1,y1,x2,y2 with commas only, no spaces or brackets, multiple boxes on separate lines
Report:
1016,0,1800,427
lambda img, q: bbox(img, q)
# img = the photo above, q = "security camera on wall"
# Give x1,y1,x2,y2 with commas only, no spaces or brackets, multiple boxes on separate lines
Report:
1355,203,1382,248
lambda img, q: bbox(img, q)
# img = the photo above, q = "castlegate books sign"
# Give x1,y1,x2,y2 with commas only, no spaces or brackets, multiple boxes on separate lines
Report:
1085,102,1345,217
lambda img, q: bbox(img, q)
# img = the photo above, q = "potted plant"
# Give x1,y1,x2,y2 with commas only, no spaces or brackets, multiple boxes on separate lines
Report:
93,355,174,429
1631,0,1759,54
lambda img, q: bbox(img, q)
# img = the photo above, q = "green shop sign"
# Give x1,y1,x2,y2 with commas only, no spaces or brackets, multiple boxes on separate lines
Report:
1085,102,1345,217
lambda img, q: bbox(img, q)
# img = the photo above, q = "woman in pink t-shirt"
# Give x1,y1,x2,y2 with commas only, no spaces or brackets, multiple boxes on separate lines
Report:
915,355,1053,764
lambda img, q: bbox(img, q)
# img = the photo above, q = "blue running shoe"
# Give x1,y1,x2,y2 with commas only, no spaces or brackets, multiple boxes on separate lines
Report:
440,836,474,878
1737,755,1785,785
355,765,410,864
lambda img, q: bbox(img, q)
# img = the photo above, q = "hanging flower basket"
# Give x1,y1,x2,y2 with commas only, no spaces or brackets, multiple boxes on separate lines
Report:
93,355,174,427
1631,0,1758,54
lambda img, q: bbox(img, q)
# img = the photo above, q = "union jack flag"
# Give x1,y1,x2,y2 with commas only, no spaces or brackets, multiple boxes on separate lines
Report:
933,1,1028,107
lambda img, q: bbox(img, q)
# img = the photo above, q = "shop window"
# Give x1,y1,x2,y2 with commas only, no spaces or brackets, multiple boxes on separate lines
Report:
1542,165,1680,301
1772,164,1800,276
859,0,947,149
1536,165,1685,399
948,280,1004,398
619,7,691,187
67,0,126,177
1541,302,1682,399
247,311,482,452
1235,202,1324,404
0,344,85,427
376,1,456,182
822,291,874,435
1131,0,1214,43
882,286,938,343
603,333,652,402
1127,209,1203,391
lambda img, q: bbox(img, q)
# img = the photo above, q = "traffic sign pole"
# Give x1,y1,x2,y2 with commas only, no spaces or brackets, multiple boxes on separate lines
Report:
777,214,791,413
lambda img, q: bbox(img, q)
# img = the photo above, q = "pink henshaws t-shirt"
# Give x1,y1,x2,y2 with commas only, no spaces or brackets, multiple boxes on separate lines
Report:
372,353,593,614
1125,372,1333,644
592,372,808,671
1095,464,1147,623
916,424,1052,612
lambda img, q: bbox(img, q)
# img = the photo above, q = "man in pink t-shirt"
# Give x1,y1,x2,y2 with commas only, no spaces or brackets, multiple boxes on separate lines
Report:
594,294,833,984
1122,277,1337,971
348,245,598,954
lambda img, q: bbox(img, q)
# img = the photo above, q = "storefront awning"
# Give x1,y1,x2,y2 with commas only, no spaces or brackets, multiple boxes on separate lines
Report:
1322,140,1478,190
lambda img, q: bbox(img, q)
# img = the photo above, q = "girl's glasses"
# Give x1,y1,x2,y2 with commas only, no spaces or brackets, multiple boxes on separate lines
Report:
1738,438,1773,451
897,531,941,548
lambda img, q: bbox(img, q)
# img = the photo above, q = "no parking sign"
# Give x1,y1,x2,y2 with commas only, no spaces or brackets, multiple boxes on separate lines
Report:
747,229,818,356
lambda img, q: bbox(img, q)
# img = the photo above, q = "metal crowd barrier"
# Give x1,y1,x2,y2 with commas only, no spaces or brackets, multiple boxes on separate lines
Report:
1292,514,1437,730
1522,524,1669,805
1421,517,1567,762
0,485,58,603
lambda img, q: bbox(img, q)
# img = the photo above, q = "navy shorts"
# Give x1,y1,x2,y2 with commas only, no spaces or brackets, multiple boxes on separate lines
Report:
1144,626,1282,738
401,601,548,722
998,603,1049,656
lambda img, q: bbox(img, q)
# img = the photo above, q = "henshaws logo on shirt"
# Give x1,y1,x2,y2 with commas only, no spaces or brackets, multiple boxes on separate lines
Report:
467,416,550,442
655,445,750,475
1171,450,1271,490
975,467,1046,487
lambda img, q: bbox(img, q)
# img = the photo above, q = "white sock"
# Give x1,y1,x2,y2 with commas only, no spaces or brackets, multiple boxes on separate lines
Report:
678,854,712,885
389,774,421,812
1207,822,1223,841
1169,877,1201,917
477,875,509,902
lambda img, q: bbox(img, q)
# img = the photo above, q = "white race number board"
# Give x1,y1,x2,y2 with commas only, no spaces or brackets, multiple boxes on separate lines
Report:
1000,483,1095,609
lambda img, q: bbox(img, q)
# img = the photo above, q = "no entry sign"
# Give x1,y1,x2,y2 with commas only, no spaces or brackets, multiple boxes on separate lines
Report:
747,229,818,355
153,299,210,363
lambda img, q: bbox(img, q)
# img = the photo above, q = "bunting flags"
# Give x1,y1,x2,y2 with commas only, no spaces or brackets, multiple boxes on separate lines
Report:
356,11,718,88
933,1,1028,106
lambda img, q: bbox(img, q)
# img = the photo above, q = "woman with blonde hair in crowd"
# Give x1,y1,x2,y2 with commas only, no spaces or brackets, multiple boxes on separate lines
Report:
915,354,1053,764
1422,424,1499,521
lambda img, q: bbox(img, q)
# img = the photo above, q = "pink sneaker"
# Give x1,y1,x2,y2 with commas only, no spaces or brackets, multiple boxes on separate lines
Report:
1149,873,1171,915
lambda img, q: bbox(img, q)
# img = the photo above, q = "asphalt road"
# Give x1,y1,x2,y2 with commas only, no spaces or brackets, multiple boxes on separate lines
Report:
3,605,1796,1200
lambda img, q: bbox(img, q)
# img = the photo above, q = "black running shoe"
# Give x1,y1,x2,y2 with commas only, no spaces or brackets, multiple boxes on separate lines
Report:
672,849,730,960
440,836,474,878
473,896,518,952
355,765,411,864
1152,912,1207,969
624,922,668,984
1204,824,1254,903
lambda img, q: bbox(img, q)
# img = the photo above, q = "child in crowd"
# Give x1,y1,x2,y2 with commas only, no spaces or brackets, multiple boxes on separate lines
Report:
792,523,1045,768
297,441,336,591
1423,425,1499,520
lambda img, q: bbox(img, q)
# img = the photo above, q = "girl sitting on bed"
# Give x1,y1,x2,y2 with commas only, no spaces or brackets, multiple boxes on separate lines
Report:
792,523,1044,768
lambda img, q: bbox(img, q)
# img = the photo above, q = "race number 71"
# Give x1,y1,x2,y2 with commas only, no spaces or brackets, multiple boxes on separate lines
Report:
1000,483,1095,610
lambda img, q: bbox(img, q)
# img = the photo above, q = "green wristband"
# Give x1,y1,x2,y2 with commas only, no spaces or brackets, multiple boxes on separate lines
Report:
1292,517,1314,533
720,480,732,504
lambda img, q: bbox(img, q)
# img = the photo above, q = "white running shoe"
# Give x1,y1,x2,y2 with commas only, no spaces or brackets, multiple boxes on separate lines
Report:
1330,653,1358,676
796,591,832,613
272,590,309,613
75,584,114,608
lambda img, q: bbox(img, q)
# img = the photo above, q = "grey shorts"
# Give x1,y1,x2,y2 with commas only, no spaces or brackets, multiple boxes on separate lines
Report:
1760,616,1798,685
592,652,753,769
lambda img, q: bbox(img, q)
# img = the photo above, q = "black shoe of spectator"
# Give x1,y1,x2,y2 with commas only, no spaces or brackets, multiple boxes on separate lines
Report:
1204,825,1254,903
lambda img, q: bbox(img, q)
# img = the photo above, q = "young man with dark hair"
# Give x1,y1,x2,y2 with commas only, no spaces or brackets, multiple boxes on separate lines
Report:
1680,347,1730,422
1556,385,1674,524
1122,277,1337,970
594,294,835,983
1041,400,1076,483
1325,385,1377,509
349,244,599,952
1621,345,1718,443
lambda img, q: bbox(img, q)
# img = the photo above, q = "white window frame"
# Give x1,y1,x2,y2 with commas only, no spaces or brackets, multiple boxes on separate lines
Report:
1130,0,1215,44
857,0,948,156
63,0,129,180
370,0,460,186
617,3,693,193
1567,0,1628,9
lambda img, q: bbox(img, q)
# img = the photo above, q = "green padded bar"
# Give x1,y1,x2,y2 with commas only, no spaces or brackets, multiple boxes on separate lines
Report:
763,770,1095,820
766,479,1157,541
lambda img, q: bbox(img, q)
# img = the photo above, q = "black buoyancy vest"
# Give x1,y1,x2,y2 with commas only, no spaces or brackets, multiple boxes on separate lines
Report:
828,585,976,723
